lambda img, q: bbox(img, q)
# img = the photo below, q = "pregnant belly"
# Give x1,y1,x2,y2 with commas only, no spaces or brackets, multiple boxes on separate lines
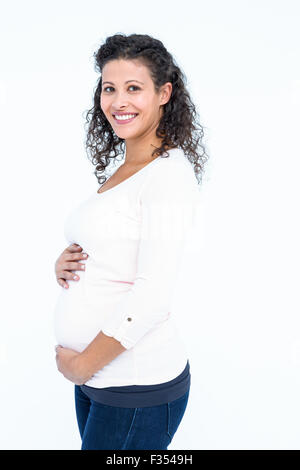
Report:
53,272,105,352
53,271,132,352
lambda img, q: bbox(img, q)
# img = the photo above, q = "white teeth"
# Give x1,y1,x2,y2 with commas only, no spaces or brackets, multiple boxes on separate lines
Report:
114,114,137,120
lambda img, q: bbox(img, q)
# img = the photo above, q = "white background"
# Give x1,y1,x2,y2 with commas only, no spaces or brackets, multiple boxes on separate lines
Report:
0,0,299,450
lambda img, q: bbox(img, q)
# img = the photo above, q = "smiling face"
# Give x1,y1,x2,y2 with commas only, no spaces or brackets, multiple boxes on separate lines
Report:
100,58,172,145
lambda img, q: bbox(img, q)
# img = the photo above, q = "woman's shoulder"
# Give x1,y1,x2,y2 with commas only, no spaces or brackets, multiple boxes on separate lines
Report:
150,147,194,176
153,148,198,188
139,147,199,203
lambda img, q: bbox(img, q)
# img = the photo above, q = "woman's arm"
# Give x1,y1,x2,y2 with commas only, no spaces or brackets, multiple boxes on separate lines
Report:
55,333,126,384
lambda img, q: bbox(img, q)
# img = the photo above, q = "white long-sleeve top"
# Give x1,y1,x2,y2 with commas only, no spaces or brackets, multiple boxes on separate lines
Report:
53,147,200,388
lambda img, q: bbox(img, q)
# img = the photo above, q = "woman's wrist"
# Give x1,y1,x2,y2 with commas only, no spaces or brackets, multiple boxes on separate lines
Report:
73,353,93,384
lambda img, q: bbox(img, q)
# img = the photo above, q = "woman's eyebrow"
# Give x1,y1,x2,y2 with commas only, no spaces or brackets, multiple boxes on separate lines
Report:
102,80,144,85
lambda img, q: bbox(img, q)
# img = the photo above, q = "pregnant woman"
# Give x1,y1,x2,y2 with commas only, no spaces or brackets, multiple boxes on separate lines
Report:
53,33,208,450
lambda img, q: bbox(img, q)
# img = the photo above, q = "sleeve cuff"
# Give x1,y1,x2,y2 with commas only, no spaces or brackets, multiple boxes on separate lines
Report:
102,308,171,350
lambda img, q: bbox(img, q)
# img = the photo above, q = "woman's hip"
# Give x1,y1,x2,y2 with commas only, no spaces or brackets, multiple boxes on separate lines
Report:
75,387,190,450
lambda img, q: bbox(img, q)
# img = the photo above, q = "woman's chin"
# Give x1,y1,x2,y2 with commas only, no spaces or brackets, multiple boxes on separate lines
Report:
113,129,140,139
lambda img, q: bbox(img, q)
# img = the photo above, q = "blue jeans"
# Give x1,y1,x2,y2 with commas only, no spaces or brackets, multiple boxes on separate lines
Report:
74,385,190,450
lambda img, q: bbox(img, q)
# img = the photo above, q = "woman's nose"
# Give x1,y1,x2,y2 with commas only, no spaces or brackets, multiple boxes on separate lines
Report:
112,93,130,108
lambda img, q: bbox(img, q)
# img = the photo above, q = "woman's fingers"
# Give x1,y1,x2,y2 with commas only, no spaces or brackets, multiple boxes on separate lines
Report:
64,252,88,271
58,256,89,286
67,243,83,253
57,278,69,289
58,269,80,282
56,244,89,288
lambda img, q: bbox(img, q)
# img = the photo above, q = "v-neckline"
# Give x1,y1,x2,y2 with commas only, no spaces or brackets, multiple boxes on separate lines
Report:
96,152,167,197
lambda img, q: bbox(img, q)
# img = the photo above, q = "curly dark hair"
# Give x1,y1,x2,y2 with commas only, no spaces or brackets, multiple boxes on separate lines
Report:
84,33,209,186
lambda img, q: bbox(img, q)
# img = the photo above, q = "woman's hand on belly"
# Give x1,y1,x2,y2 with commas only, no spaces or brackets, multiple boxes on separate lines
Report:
54,243,88,289
55,345,92,385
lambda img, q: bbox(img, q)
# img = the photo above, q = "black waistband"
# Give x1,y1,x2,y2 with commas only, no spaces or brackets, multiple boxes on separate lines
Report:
80,360,191,408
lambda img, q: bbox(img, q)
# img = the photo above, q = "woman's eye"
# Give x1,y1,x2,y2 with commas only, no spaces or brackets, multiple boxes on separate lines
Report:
103,85,140,92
